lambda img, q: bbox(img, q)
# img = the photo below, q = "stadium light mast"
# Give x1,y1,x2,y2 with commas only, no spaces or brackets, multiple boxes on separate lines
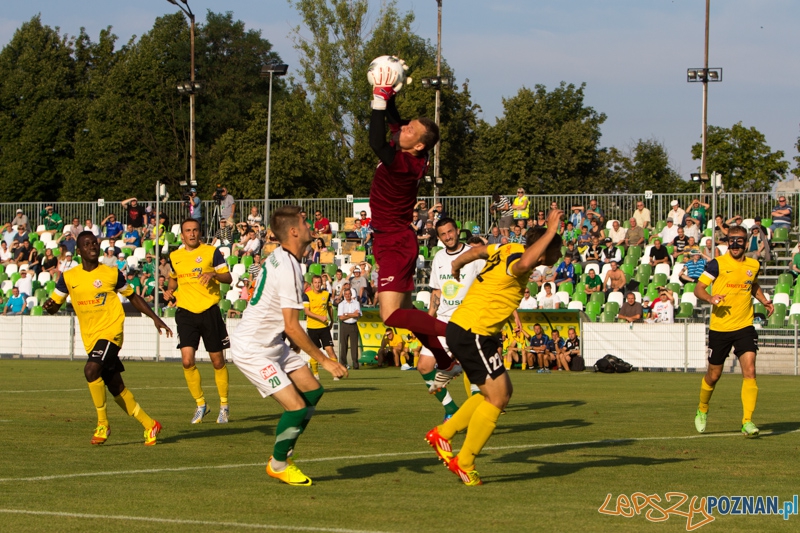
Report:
168,0,200,187
260,62,289,223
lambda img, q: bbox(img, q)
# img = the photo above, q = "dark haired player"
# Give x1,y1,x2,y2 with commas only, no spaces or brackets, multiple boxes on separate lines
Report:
426,210,563,485
44,231,172,445
693,225,773,437
368,59,459,383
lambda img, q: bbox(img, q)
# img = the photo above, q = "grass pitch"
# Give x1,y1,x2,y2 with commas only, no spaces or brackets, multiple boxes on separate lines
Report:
0,360,798,533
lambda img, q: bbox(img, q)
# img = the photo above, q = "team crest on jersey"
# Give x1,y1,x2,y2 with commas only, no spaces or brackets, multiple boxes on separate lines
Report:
260,364,278,380
192,267,202,275
442,280,462,298
93,279,102,288
746,270,753,277
195,256,203,263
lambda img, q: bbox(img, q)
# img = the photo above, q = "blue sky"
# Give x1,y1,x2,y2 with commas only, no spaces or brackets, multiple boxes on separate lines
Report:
2,0,798,182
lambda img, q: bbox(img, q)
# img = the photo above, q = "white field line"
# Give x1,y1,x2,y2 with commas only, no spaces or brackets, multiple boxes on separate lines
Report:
0,509,389,533
2,428,798,484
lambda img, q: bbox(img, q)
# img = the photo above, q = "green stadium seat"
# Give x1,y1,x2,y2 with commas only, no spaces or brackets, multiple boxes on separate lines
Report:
655,220,666,232
308,263,323,276
219,283,231,296
572,263,582,276
560,282,574,295
667,282,682,294
753,302,767,319
226,256,238,268
526,282,539,296
589,292,605,305
600,310,617,323
30,306,43,316
683,283,697,295
703,228,713,237
303,272,314,285
219,300,232,313
412,300,425,310
586,301,602,316
637,264,652,281
760,218,772,228
325,264,339,277
34,288,47,304
773,227,789,243
643,229,650,241
144,240,155,255
604,301,620,316
163,307,177,318
789,314,800,327
573,292,587,305
10,273,21,286
233,299,248,312
429,246,442,258
419,246,429,259
653,273,668,287
45,281,56,293
774,283,791,295
463,220,479,234
585,310,598,322
366,254,376,266
574,282,585,294
675,302,693,318
242,255,254,269
778,273,794,286
620,264,634,279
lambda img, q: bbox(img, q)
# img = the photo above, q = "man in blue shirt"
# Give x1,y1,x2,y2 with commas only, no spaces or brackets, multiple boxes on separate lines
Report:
770,196,792,231
680,249,707,283
528,323,551,373
123,225,141,249
555,255,575,288
546,329,566,370
102,213,124,239
3,287,26,315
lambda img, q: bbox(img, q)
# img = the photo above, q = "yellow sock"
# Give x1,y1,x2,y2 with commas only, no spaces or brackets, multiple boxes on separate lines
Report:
503,358,511,369
458,401,502,470
439,393,485,439
87,377,108,427
183,365,205,406
741,378,758,424
114,388,155,430
698,377,715,413
309,358,319,375
463,373,472,397
413,354,419,367
214,365,229,406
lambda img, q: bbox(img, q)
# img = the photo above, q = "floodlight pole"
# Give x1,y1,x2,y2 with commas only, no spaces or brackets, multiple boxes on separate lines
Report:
168,0,197,186
700,0,710,191
261,63,289,223
433,0,442,207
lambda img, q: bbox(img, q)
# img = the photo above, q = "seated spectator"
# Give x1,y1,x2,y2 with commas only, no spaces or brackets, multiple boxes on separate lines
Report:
509,225,525,244
584,268,603,295
659,218,679,244
409,211,424,234
600,238,621,264
561,221,578,245
672,227,689,258
633,200,651,229
576,225,592,250
417,219,437,249
502,328,527,369
713,214,729,243
556,327,580,372
680,250,707,283
308,237,327,264
106,239,122,257
745,226,766,260
313,210,331,236
58,251,77,273
532,210,547,228
0,241,12,265
554,256,575,288
158,256,173,279
247,206,263,228
771,195,792,231
248,253,262,281
68,217,83,239
518,287,538,309
13,224,30,246
545,330,565,370
102,213,124,239
413,200,428,226
3,287,26,315
16,268,34,298
123,224,141,249
537,283,559,309
11,209,29,229
2,222,17,247
608,220,627,247
651,287,675,323
751,217,772,257
624,218,645,249
58,231,77,255
126,271,142,296
683,217,701,242
377,328,405,367
588,218,603,241
528,323,551,372
649,238,671,267
618,292,643,323
39,205,64,236
117,253,128,275
486,226,503,245
582,236,602,269
603,260,626,298
212,218,235,247
359,209,371,228
84,218,101,237
726,214,743,228
331,269,347,305
701,237,718,261
100,247,117,268
14,240,35,266
586,198,605,227
668,200,686,226
41,248,58,278
564,241,581,264
428,202,447,225
792,247,800,279
349,266,369,305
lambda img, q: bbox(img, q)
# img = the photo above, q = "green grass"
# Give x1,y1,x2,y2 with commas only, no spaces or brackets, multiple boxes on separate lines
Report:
1,360,799,532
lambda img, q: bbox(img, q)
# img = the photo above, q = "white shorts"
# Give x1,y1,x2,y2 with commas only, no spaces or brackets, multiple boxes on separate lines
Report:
230,339,306,398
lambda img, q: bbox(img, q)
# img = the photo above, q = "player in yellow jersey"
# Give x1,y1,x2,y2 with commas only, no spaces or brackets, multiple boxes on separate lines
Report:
425,209,563,485
43,231,173,445
164,219,233,424
693,225,773,437
303,274,338,380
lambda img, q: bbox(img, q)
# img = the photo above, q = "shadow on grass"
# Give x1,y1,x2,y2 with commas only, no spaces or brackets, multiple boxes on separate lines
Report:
312,457,437,482
505,400,586,412
757,420,800,437
325,387,380,393
496,418,591,436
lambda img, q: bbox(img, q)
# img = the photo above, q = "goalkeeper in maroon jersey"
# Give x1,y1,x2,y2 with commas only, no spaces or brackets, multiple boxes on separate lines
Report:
367,57,458,383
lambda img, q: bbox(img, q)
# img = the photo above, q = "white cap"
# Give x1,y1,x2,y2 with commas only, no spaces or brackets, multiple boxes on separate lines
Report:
670,200,678,207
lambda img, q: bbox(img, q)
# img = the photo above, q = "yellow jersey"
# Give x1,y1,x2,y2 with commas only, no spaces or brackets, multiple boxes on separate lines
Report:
51,264,134,354
169,244,229,313
451,243,529,336
303,289,332,329
698,253,760,332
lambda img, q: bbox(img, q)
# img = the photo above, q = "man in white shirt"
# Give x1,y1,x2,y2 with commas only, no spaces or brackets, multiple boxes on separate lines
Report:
608,220,627,247
337,288,362,370
652,287,675,324
229,205,347,487
518,288,538,310
633,200,651,229
16,268,34,298
659,218,679,245
669,200,686,227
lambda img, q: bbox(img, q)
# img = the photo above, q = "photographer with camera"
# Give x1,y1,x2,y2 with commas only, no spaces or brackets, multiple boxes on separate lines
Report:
215,186,235,225
490,193,513,237
184,188,202,226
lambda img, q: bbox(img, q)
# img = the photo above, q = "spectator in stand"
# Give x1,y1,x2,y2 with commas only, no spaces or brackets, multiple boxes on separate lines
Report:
683,216,701,242
600,237,622,264
561,221,578,245
358,209,371,228
307,237,327,263
688,199,709,229
219,186,236,225
713,214,729,243
106,239,122,257
569,205,585,232
652,287,675,323
14,239,35,267
577,225,592,250
672,227,689,258
140,253,155,278
608,220,627,247
247,253,262,282
13,223,30,246
418,219,437,250
102,213,124,240
11,208,29,229
211,219,235,248
84,218,101,237
0,241,12,265
582,236,602,270
791,246,800,279
331,269,347,305
726,214,743,228
247,206,263,228
16,268,34,298
588,218,603,241
99,246,117,269
532,210,547,228
618,292,643,323
745,226,766,261
659,217,679,244
56,230,76,256
428,202,447,226
680,250,707,283
584,268,603,296
413,200,428,225
751,218,771,257
3,287,25,315
537,283,559,310
121,197,146,228
555,255,576,288
41,248,58,278
603,261,626,298
509,225,524,244
58,251,77,274
486,226,503,245
564,241,581,264
239,229,261,257
668,200,686,226
39,205,64,236
625,218,645,249
338,286,362,369
116,253,129,275
490,193,514,237
528,324,551,372
701,237,718,261
518,287,538,309
633,200,651,229
409,211,424,234
649,238,671,267
584,199,604,228
556,327,580,372
770,195,792,231
546,330,565,370
2,222,16,247
68,217,83,239
512,187,530,224
355,218,373,252
313,210,331,235
123,224,141,249
349,266,369,305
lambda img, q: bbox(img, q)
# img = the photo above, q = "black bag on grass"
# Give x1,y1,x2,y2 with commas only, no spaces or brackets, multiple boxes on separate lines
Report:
569,355,586,372
593,354,634,373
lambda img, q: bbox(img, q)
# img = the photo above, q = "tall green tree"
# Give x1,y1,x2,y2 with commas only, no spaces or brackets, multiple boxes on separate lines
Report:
691,122,789,192
793,131,800,179
462,83,606,196
603,139,691,194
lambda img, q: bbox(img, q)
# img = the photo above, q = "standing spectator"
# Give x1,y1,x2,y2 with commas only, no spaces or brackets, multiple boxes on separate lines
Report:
313,210,331,235
3,287,25,315
652,287,675,323
603,261,626,298
349,266,369,305
751,218,771,260
490,193,514,237
12,209,29,228
668,200,686,226
625,218,645,248
633,200,651,229
186,189,202,226
337,287,362,370
770,195,792,231
689,199,709,229
102,213,124,240
247,206,263,228
121,198,146,228
608,220,627,247
512,187,530,223
219,186,236,225
123,224,141,249
413,200,428,226
618,292,643,323
39,205,63,236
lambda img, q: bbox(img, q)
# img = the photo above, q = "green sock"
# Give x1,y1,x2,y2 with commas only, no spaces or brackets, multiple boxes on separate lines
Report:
273,407,308,461
422,370,459,415
299,386,324,432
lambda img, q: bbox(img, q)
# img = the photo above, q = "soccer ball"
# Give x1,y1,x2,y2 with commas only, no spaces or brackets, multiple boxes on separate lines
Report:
367,55,410,89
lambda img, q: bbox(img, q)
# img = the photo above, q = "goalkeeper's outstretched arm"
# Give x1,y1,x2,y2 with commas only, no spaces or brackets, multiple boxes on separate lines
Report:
370,97,400,167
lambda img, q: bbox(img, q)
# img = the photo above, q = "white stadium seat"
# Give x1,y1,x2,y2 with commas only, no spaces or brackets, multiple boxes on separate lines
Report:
416,290,431,307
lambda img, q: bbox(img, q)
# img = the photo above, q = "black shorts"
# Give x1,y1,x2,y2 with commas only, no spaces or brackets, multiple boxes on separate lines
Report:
87,340,125,379
307,327,334,349
707,326,758,365
446,321,505,386
176,305,230,352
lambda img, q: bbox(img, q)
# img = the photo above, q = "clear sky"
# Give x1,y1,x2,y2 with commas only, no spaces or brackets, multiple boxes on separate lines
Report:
2,0,798,183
